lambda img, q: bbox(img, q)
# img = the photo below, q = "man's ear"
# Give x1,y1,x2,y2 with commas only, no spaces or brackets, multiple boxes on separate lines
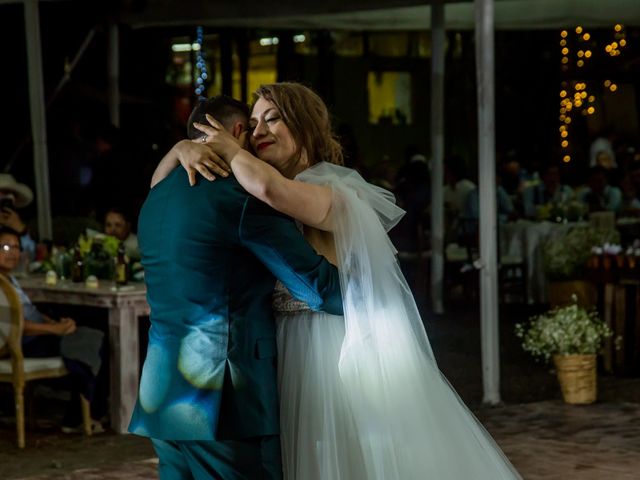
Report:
231,122,245,139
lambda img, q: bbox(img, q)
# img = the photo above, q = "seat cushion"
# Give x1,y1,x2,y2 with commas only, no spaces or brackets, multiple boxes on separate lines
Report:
0,356,65,374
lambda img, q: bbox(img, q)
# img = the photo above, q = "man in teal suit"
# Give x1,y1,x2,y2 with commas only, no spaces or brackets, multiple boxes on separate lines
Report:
129,97,343,479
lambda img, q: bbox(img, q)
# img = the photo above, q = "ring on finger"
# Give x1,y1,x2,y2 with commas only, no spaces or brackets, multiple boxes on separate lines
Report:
201,136,207,143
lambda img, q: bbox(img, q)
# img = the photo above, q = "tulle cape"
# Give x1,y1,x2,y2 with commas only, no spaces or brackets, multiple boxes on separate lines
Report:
286,162,521,479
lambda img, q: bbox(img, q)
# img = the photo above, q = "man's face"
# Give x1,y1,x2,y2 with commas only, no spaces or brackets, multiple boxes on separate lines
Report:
0,233,21,273
104,212,130,241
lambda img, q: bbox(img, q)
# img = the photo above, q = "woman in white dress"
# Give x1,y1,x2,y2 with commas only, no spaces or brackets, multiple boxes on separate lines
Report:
156,83,521,479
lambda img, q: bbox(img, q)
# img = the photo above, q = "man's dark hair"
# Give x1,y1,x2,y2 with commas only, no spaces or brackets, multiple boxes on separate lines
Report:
187,95,249,140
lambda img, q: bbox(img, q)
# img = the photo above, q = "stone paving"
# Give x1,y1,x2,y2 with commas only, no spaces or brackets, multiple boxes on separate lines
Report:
7,400,640,479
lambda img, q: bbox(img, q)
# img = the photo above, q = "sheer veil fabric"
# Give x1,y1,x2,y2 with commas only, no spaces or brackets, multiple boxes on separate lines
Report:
275,162,521,479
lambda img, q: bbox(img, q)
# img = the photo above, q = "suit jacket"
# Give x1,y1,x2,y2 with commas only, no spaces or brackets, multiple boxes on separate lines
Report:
128,169,343,440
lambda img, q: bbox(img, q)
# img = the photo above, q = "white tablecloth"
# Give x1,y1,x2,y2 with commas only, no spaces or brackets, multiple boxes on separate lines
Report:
500,220,585,304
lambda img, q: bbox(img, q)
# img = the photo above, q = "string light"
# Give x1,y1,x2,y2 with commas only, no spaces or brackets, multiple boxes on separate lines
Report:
194,26,208,97
556,23,628,164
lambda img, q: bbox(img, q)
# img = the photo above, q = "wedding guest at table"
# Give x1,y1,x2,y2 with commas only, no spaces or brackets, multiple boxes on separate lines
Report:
444,155,476,241
0,174,36,261
579,166,622,214
522,164,574,219
104,207,139,260
619,176,640,214
462,173,515,238
0,226,107,433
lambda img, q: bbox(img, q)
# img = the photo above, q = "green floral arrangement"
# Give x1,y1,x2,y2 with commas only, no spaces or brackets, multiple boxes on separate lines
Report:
77,234,120,258
543,226,619,280
515,298,613,362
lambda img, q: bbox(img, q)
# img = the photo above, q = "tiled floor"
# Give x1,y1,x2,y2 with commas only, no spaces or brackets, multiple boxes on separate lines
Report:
11,400,640,479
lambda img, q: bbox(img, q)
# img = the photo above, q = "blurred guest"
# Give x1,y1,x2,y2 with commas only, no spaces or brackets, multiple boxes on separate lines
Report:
522,164,573,219
579,166,622,213
395,147,430,251
0,227,106,433
104,207,139,260
462,174,514,236
444,156,476,215
0,174,36,260
589,128,617,169
619,176,640,214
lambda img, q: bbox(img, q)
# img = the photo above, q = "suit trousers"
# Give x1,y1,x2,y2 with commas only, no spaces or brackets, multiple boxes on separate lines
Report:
152,435,282,480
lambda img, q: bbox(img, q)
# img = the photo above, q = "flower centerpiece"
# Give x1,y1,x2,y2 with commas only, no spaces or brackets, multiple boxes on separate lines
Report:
543,226,619,306
515,297,613,404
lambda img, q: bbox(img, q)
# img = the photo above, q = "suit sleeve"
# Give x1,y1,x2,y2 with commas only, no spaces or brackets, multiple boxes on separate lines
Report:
239,197,343,315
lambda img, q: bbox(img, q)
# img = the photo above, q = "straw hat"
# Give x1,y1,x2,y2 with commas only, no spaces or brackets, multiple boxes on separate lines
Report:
0,174,33,207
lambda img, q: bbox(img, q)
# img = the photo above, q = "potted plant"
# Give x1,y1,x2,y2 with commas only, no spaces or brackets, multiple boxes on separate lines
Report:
515,297,613,404
543,226,619,307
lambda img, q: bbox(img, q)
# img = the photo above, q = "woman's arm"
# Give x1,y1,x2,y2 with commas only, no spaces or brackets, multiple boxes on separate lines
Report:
229,149,334,231
191,116,334,231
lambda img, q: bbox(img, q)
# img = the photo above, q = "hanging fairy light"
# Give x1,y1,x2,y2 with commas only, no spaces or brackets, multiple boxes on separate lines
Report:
194,26,208,97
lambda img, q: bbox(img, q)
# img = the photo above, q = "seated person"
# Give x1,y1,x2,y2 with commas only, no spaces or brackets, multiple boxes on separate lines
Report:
522,164,574,219
460,175,514,245
0,227,107,433
0,174,36,260
104,207,139,260
579,166,622,214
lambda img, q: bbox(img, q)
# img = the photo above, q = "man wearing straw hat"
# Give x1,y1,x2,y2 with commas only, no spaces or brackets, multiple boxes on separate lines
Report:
0,174,35,260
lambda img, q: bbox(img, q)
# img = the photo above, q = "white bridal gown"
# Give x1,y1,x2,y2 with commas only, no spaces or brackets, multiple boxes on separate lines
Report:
273,162,521,480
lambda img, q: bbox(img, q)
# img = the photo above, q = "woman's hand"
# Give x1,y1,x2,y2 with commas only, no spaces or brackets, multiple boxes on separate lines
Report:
193,114,245,162
173,140,231,186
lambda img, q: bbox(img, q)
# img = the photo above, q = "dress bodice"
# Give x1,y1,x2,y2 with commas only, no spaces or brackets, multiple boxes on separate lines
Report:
273,280,312,313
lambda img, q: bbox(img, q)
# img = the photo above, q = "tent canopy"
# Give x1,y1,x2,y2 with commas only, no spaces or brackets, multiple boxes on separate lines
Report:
122,0,640,30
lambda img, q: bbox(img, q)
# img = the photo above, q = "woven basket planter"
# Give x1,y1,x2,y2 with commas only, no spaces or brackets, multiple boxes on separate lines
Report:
553,354,597,404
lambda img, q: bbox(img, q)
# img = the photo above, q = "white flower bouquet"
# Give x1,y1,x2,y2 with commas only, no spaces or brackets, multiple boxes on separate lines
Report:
515,298,613,362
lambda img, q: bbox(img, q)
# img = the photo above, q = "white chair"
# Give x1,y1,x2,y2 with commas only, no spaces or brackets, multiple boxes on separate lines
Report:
0,274,92,448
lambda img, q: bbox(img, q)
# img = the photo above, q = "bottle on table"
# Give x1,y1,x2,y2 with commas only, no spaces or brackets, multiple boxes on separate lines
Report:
115,242,128,286
71,246,84,283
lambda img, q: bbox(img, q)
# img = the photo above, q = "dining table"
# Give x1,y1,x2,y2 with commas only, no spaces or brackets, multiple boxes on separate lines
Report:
499,220,587,304
19,275,149,434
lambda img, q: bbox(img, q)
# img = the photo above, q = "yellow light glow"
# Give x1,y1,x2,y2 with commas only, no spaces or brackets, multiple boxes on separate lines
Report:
560,39,567,46
620,39,627,47
560,90,567,97
560,126,567,132
575,83,582,91
615,24,623,32
580,92,587,99
562,57,569,64
610,84,618,92
587,106,595,114
577,50,584,57
612,42,618,49
583,33,591,41
575,100,583,107
566,104,573,112
561,131,568,138
560,108,567,114
563,155,571,163
588,95,595,102
605,45,613,53
575,26,583,34
577,60,584,67
604,80,612,87
562,47,569,55
585,50,592,58
559,115,566,121
561,30,568,38
565,117,572,124
562,140,569,148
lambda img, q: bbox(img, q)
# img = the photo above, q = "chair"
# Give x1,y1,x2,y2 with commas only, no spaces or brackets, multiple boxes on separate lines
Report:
0,275,92,448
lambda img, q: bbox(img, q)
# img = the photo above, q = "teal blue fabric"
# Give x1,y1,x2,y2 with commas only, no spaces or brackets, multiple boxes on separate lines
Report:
129,169,342,441
151,436,282,480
